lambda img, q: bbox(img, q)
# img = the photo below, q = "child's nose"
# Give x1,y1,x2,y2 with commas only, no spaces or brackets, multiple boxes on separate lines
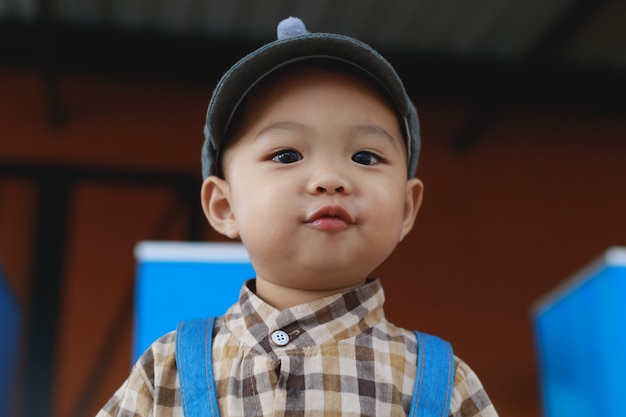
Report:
307,166,351,195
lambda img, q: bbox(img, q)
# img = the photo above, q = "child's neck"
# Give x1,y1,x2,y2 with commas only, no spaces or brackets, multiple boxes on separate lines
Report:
254,277,367,310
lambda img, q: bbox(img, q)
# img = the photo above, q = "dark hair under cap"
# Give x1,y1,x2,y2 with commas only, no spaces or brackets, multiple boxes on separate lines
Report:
202,17,421,179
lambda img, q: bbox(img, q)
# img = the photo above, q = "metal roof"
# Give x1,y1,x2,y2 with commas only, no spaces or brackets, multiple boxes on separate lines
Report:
3,0,624,67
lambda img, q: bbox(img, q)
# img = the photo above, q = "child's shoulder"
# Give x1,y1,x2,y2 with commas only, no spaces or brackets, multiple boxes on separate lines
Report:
450,356,499,416
135,330,178,377
97,331,180,416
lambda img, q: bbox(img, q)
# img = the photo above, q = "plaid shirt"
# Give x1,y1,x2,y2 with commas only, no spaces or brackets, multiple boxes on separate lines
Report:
98,279,497,417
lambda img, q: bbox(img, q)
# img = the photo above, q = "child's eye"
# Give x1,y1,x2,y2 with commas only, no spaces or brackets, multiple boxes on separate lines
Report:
272,149,302,164
352,151,379,166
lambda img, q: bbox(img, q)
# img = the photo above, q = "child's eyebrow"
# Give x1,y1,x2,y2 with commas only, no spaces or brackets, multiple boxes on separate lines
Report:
351,124,400,148
256,121,308,138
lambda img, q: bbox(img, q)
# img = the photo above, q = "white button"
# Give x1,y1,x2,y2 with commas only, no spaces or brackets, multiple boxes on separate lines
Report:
270,330,290,346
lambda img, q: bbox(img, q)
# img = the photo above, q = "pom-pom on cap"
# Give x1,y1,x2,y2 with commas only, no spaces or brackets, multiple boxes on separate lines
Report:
277,16,308,39
202,17,421,179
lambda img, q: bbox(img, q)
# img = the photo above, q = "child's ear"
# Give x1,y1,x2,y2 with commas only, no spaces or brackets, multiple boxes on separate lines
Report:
201,176,239,239
399,178,424,241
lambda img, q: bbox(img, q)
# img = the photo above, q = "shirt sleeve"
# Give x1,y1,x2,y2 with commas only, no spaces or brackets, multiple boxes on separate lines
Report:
95,332,179,417
449,357,499,417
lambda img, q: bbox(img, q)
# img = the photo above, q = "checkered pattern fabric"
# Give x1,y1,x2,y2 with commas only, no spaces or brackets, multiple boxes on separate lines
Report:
97,279,497,417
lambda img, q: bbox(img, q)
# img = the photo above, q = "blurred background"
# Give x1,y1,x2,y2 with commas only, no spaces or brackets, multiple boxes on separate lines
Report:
1,1,625,416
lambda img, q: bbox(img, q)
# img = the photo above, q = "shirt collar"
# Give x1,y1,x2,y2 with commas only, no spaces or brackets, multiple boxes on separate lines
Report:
223,278,387,350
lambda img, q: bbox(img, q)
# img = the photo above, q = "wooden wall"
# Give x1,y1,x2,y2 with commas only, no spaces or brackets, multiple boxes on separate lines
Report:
1,66,624,417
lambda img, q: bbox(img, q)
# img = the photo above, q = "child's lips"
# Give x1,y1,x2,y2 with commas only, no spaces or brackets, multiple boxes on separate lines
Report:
305,205,355,231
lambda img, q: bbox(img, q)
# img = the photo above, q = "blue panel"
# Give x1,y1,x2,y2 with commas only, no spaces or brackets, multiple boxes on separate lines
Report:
534,248,626,417
0,266,22,417
133,242,254,361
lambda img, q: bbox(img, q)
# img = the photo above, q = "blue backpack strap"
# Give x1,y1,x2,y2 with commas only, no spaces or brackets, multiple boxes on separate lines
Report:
409,331,455,417
175,317,220,417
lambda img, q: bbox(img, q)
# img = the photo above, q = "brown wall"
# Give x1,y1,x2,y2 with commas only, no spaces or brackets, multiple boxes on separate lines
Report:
1,67,625,417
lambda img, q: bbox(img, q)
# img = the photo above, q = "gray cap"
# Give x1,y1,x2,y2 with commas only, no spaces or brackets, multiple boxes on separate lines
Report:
202,17,420,178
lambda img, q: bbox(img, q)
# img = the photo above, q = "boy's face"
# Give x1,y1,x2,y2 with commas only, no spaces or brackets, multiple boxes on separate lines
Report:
202,65,423,305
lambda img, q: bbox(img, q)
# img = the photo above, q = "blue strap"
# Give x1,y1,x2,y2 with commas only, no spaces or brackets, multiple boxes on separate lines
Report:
409,331,455,417
175,317,220,417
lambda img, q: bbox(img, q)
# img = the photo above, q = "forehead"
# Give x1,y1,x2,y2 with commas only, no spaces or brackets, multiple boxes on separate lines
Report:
223,60,406,145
